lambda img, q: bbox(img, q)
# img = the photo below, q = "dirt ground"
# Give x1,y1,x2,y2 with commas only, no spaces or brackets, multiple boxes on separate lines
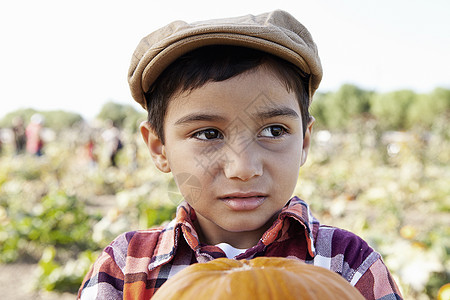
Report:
0,263,76,300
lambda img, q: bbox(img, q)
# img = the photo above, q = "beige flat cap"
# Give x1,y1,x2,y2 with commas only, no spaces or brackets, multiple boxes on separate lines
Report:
128,10,323,109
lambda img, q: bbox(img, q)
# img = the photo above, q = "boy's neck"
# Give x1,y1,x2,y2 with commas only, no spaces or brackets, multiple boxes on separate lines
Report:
194,214,278,249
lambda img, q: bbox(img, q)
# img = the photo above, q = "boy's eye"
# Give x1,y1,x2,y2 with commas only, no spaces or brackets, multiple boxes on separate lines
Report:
259,125,288,138
193,129,223,140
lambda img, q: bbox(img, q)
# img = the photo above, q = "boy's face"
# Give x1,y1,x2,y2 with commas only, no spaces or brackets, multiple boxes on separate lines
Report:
141,65,313,247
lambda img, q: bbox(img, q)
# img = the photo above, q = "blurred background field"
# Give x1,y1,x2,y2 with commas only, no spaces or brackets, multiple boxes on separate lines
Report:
0,85,449,299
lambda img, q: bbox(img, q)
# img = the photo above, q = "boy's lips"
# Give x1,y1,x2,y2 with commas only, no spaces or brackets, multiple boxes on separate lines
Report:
219,192,267,211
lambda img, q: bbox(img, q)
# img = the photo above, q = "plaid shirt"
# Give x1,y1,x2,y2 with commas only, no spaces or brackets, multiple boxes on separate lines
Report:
78,197,402,299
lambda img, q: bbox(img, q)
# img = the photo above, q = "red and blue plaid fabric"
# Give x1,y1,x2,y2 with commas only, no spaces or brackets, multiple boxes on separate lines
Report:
78,197,402,299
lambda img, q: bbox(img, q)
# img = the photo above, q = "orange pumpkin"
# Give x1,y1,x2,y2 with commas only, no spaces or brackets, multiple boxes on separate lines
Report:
152,257,364,300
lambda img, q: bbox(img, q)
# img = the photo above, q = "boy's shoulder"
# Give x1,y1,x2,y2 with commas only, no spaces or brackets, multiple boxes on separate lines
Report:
77,225,172,299
313,225,381,281
315,224,377,259
279,198,382,282
115,226,166,245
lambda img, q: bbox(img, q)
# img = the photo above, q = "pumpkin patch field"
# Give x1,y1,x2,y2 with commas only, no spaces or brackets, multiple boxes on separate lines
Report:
0,114,448,299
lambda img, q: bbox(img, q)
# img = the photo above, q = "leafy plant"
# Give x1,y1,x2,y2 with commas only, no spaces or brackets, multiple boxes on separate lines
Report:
35,246,100,293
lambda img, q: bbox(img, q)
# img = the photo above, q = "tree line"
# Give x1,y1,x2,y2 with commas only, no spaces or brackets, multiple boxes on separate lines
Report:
311,85,450,131
0,102,146,132
1,85,449,132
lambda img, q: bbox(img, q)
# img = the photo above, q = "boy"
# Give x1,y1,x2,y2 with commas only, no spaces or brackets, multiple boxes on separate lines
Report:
78,10,402,299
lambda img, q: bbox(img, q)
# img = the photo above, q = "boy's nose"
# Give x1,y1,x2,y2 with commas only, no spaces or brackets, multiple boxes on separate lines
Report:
222,143,263,181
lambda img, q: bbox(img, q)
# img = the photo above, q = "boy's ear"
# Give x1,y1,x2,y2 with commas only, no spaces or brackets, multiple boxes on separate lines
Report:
300,116,315,166
140,121,171,173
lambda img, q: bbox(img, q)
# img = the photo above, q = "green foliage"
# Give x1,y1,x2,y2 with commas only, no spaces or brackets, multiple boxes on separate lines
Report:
42,110,84,130
406,87,450,129
0,108,37,128
0,191,99,263
0,86,449,298
312,85,450,131
31,192,95,246
97,101,146,130
297,116,449,299
139,205,176,229
36,247,100,293
310,92,328,128
370,90,418,130
0,136,176,294
311,84,372,129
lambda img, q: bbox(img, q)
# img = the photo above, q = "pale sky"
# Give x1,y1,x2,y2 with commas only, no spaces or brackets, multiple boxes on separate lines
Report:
1,0,449,120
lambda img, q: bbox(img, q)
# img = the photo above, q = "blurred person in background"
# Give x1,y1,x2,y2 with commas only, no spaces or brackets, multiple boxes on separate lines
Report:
26,113,44,156
84,136,98,168
12,116,26,155
102,120,123,167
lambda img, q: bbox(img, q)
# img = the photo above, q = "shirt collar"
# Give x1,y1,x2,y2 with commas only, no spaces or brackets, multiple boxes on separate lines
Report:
148,203,199,270
149,196,318,270
261,196,318,257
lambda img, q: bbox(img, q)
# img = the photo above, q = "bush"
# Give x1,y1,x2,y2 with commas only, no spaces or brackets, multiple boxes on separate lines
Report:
0,191,100,263
35,246,100,293
97,101,146,131
311,84,373,129
370,90,417,130
407,88,450,129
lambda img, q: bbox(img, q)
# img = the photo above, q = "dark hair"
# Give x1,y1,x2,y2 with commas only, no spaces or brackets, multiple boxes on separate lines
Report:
144,45,311,144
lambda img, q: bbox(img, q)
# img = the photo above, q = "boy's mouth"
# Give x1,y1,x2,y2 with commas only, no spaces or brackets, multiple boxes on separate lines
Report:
219,192,267,211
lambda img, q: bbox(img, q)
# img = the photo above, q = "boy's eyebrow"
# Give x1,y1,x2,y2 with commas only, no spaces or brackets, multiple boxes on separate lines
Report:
254,106,300,120
174,107,299,126
174,113,228,125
